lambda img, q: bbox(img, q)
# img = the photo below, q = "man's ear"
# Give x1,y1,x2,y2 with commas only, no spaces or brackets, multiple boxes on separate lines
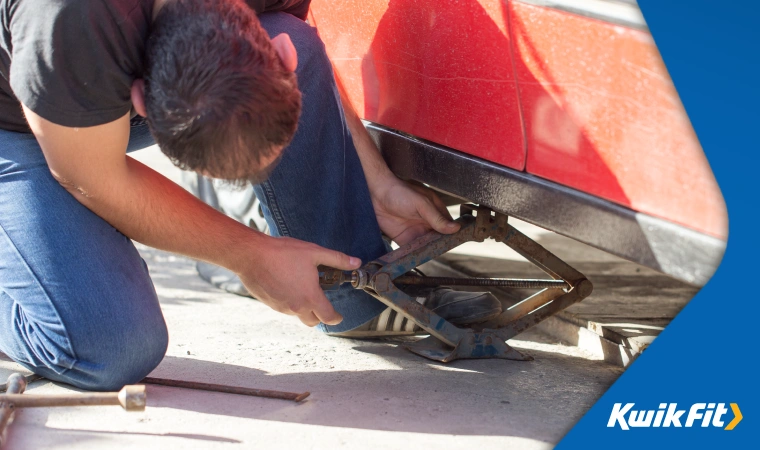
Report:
271,33,298,72
131,79,147,117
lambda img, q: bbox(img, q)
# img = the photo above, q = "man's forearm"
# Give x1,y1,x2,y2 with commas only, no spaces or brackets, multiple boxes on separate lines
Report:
333,78,460,244
23,105,362,326
336,80,396,192
84,157,264,273
23,107,265,274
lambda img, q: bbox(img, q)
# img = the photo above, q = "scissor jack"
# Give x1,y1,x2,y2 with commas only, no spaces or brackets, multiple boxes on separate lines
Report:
320,205,593,363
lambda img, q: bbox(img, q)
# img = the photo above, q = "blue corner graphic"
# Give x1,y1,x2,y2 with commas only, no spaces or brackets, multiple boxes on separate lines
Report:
558,1,759,448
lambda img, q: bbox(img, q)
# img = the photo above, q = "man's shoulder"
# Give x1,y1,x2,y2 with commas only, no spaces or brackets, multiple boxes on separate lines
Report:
8,0,151,23
6,0,151,130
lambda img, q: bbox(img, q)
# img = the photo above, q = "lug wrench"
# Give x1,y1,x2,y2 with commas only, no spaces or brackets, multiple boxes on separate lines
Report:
0,373,26,447
2,373,309,403
0,372,145,447
0,374,42,394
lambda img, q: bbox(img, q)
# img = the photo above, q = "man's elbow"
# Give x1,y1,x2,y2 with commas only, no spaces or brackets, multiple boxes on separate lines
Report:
49,169,93,199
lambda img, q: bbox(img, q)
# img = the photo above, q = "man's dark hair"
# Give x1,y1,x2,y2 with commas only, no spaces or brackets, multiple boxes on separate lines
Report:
145,0,301,183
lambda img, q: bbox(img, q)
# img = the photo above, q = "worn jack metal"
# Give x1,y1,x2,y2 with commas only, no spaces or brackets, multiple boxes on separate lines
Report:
320,205,593,363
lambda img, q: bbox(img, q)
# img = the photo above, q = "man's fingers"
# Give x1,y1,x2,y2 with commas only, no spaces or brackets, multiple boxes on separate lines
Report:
417,198,460,234
299,311,321,327
429,191,453,218
411,184,452,216
314,247,362,271
392,224,428,247
311,291,343,326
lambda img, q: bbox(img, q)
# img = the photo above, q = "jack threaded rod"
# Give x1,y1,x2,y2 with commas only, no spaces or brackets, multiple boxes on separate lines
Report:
393,276,569,289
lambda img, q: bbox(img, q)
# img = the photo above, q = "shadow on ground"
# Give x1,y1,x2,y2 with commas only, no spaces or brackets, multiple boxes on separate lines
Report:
134,240,624,443
0,243,624,448
144,330,621,443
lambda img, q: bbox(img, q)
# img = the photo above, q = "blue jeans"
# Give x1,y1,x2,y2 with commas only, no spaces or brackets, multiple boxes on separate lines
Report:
0,12,386,391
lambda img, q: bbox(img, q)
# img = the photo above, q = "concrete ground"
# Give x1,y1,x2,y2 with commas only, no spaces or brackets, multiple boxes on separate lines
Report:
1,244,622,449
0,146,697,448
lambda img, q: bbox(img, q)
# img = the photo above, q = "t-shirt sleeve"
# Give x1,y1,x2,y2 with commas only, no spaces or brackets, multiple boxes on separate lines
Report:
245,0,312,20
9,0,140,127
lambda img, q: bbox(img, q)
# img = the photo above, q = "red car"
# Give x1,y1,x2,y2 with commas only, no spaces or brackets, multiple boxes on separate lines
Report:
305,0,727,286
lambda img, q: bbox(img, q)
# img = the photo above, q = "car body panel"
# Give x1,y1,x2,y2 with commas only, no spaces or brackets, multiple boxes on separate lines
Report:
509,1,726,239
308,0,727,242
309,0,527,170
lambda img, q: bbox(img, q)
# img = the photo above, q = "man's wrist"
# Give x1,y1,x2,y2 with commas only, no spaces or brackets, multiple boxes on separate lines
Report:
366,169,401,201
218,225,271,275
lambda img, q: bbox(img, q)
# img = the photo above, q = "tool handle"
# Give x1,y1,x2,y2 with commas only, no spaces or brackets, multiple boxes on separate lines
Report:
0,385,146,411
1,393,118,408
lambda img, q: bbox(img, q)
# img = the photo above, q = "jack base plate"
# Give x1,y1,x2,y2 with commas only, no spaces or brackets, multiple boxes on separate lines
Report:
404,332,533,363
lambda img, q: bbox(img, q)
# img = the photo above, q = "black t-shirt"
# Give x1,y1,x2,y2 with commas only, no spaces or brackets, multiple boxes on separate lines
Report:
0,0,311,133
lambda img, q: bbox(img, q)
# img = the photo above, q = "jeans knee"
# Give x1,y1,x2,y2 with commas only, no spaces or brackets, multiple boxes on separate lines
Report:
80,321,169,391
18,316,169,392
8,324,167,392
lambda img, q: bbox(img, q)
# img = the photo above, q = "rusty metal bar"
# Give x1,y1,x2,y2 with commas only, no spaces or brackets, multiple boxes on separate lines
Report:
394,276,568,289
502,225,586,283
357,214,497,346
495,281,593,341
365,280,467,347
142,377,310,402
1,373,145,447
0,374,40,394
319,205,593,363
484,222,593,341
0,375,144,411
0,385,146,411
374,215,479,280
481,288,560,327
0,374,27,447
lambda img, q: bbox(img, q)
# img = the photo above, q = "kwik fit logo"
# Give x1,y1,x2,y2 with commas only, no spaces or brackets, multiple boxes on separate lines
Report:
608,403,743,430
